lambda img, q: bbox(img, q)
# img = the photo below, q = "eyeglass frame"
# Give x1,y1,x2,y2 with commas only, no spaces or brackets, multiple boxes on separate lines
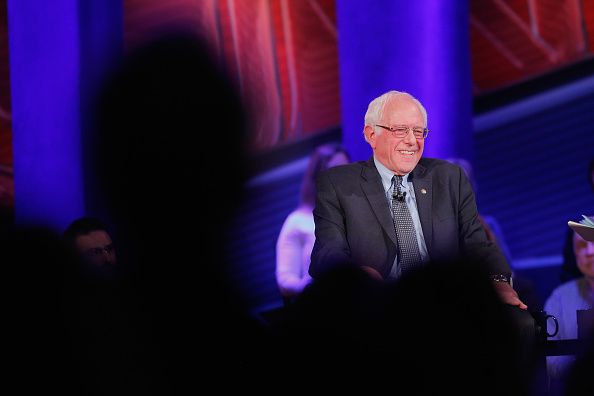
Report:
84,244,115,258
374,124,429,139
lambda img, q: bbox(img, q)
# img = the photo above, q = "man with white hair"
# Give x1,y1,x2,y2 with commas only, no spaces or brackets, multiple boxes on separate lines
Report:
309,90,526,309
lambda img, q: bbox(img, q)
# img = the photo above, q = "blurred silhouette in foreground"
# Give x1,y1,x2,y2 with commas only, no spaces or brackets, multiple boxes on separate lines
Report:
564,335,594,396
274,259,533,395
275,143,350,302
92,32,268,392
4,227,81,393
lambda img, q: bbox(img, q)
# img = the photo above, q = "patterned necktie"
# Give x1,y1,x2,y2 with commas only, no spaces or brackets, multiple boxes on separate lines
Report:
391,175,422,276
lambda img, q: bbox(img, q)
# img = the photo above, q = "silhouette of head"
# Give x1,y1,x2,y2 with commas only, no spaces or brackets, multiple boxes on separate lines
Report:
94,32,247,229
300,143,350,207
64,216,116,268
91,32,260,392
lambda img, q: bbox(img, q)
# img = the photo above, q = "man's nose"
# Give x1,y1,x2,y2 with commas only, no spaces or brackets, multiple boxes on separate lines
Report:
586,242,594,255
101,249,116,264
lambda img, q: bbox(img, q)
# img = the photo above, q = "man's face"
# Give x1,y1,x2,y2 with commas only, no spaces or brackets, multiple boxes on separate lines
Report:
364,95,425,175
575,233,594,279
75,230,117,267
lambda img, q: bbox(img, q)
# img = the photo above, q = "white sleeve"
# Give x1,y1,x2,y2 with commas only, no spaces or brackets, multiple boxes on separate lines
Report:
276,212,312,297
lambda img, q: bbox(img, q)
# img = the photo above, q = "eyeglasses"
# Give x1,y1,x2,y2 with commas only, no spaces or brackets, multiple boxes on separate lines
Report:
375,124,429,139
84,244,115,258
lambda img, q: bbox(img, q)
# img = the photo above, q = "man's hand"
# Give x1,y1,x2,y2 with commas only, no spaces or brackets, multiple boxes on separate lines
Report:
493,281,527,310
361,266,384,281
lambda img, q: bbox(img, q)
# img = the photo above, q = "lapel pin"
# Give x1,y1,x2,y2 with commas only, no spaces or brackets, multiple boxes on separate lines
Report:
420,188,427,195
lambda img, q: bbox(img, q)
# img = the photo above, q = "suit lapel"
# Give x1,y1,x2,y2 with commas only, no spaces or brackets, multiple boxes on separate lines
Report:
412,162,433,256
361,159,398,247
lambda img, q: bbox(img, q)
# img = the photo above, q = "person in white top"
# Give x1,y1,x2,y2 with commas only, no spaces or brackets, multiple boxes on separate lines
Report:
275,144,350,300
544,231,594,382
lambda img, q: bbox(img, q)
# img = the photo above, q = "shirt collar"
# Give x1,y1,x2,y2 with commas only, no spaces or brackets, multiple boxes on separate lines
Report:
373,156,411,193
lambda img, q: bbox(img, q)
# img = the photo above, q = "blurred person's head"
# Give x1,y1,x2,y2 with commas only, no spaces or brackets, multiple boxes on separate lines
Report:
574,232,594,280
363,91,428,176
64,216,116,268
280,258,530,394
381,259,530,395
93,31,247,247
300,143,350,207
91,33,256,384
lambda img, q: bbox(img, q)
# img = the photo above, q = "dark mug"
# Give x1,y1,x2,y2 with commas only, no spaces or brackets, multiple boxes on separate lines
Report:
531,310,559,339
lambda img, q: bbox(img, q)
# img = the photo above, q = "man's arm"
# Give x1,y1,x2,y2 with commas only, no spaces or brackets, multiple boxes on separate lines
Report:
309,171,353,278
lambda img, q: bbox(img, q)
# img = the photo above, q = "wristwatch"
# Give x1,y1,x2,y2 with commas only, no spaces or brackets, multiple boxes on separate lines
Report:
490,274,511,285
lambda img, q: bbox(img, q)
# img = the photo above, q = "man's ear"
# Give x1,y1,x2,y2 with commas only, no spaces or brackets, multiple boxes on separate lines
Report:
364,125,376,148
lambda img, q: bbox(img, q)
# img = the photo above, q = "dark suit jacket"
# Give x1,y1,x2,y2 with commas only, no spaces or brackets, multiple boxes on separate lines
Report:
309,157,511,279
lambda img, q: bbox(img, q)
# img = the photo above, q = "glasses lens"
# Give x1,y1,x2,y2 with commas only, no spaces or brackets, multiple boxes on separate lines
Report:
86,248,103,257
412,128,425,138
85,245,114,257
393,126,409,137
376,125,427,139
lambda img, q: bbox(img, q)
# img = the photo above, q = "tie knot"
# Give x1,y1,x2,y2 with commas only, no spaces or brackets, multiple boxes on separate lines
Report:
392,175,403,199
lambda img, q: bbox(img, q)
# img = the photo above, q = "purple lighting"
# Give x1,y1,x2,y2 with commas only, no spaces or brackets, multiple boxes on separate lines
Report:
8,0,84,230
337,0,473,162
8,0,122,231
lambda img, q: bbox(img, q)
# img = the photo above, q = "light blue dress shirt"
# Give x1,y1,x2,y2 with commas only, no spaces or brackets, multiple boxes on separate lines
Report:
373,156,429,279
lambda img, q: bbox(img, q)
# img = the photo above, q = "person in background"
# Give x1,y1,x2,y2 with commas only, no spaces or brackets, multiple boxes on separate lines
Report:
545,231,594,385
64,216,143,392
91,32,272,393
275,143,350,301
561,158,594,283
64,216,117,270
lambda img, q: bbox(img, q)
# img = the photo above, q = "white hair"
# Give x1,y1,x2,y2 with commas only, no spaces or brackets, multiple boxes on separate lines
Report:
363,90,427,135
